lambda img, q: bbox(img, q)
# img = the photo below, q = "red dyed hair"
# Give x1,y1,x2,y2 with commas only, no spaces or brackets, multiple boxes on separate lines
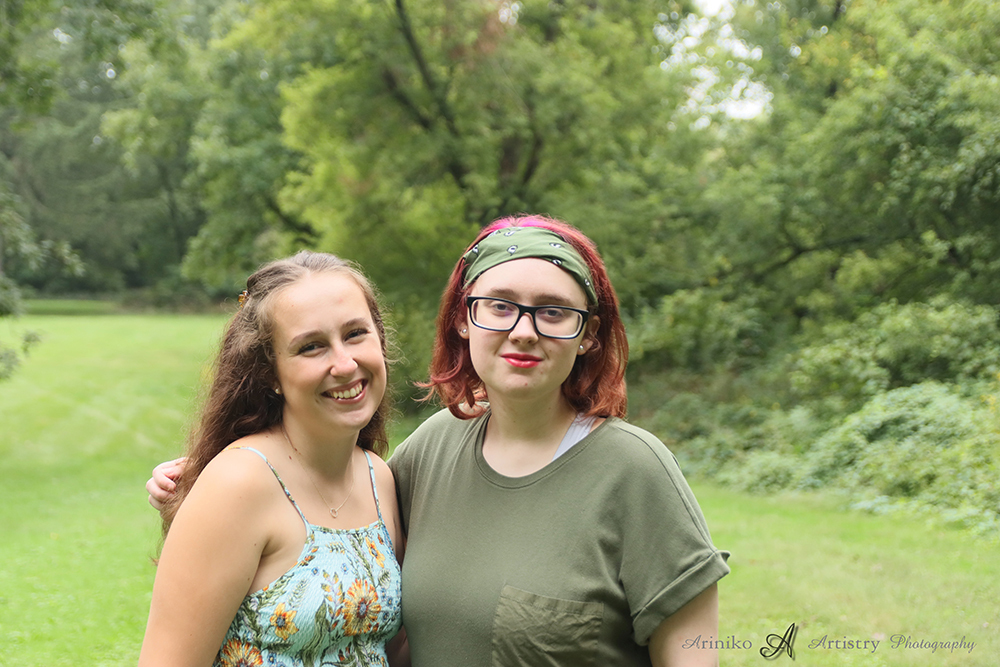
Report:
423,215,628,419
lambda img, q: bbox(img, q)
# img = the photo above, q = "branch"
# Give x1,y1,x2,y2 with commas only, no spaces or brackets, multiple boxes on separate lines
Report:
749,234,870,282
154,159,194,260
491,105,544,223
702,234,877,290
381,68,433,131
392,0,473,202
263,195,317,240
155,160,180,229
519,115,544,191
393,0,459,137
832,0,846,22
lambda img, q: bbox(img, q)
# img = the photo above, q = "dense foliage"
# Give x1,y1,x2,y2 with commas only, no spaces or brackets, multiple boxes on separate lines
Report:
2,0,998,529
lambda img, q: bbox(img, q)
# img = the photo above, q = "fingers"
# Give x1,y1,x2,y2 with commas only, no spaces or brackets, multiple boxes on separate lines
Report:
146,457,188,510
155,457,185,486
147,474,171,508
147,492,165,511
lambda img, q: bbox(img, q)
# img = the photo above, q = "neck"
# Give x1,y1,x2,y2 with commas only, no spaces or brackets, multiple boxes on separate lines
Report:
280,415,358,479
485,389,578,446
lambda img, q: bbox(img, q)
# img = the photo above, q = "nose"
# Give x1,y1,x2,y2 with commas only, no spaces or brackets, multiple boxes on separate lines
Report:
328,345,359,377
508,311,539,342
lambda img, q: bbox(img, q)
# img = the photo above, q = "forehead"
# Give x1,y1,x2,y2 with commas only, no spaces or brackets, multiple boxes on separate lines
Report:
470,258,587,306
271,271,372,337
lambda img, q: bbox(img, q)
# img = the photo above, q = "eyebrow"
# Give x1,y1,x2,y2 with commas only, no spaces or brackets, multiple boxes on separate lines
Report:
285,317,373,349
479,287,581,307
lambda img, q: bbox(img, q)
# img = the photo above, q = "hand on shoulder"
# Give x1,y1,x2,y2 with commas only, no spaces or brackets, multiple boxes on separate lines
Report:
146,456,186,511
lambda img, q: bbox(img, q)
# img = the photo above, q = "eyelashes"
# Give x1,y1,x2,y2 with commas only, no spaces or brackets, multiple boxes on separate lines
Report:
294,329,371,355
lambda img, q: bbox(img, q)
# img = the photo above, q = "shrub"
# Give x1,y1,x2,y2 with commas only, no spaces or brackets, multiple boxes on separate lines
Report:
628,288,767,373
790,299,1000,410
664,399,826,480
800,382,1000,529
717,450,799,493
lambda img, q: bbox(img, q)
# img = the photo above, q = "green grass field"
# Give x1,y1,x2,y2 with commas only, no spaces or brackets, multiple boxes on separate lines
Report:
0,312,997,665
702,486,998,666
22,299,125,316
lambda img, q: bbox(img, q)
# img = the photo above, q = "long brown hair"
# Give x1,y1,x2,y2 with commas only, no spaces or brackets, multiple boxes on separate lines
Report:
423,215,628,419
161,251,393,536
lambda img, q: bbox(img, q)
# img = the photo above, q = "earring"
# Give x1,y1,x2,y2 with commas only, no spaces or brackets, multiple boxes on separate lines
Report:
461,328,467,334
579,345,585,351
274,387,282,395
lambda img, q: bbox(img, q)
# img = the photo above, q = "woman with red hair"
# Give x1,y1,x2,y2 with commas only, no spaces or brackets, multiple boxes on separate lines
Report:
387,215,728,666
148,215,728,666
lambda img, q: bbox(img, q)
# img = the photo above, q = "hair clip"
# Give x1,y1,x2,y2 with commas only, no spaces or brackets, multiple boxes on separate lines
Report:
237,289,249,308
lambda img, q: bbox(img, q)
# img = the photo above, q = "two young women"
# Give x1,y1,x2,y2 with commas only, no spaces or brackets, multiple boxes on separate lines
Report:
141,216,729,667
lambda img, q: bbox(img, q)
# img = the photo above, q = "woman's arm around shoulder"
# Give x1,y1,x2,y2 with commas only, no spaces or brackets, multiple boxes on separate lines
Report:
138,447,282,667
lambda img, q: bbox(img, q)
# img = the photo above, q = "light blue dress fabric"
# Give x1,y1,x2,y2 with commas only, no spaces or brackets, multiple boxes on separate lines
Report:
213,448,402,667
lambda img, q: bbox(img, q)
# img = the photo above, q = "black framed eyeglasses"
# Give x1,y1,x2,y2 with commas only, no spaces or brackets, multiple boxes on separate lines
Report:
466,296,589,340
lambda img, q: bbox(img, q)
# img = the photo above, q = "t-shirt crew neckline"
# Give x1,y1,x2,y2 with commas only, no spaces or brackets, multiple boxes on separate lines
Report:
472,411,614,489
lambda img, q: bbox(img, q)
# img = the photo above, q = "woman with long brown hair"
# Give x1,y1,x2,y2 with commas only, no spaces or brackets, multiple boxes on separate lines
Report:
139,251,405,667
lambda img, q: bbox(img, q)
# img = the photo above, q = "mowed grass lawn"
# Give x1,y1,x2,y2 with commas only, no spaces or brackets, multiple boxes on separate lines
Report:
1,312,997,666
0,312,226,666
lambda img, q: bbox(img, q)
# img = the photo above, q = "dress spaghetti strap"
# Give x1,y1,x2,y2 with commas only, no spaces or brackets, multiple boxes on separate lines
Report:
214,446,402,665
361,450,396,554
235,446,392,549
231,446,308,529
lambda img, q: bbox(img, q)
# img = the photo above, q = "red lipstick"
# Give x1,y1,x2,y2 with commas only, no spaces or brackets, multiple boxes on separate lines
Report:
502,353,541,368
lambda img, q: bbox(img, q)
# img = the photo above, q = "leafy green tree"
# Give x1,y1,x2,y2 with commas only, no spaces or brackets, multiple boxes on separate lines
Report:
0,179,80,378
104,0,323,293
633,0,1000,386
2,0,199,297
634,0,1000,528
706,0,1000,324
237,0,706,308
107,0,715,392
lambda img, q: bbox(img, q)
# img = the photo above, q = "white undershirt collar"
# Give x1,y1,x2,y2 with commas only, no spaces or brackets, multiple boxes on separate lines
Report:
552,413,597,461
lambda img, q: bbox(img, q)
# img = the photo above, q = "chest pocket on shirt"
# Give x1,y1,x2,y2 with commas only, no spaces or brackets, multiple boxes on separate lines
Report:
491,585,603,667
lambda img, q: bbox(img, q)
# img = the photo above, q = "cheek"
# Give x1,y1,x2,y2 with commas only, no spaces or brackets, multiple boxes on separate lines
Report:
273,356,293,383
557,345,582,372
547,339,583,376
465,334,492,373
366,345,389,379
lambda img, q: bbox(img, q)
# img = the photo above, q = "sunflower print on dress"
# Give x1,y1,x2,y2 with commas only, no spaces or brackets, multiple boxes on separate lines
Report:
217,639,264,667
212,449,401,667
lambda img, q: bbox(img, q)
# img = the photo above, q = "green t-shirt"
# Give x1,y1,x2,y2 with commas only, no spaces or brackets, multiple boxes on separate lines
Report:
388,409,730,667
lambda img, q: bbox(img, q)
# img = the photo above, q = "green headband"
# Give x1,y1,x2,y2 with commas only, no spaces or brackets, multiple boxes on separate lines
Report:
462,226,597,305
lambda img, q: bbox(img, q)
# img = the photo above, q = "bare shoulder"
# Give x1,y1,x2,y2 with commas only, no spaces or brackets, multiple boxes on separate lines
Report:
367,450,397,496
366,449,404,554
146,435,285,666
186,435,281,511
367,447,393,472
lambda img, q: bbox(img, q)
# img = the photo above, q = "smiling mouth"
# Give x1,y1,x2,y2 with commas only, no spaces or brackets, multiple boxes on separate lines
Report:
323,381,365,400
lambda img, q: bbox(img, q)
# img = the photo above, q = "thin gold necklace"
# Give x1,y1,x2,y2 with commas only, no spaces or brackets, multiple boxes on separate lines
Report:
281,426,356,519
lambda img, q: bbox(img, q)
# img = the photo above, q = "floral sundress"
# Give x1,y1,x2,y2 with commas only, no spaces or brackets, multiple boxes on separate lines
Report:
214,448,402,667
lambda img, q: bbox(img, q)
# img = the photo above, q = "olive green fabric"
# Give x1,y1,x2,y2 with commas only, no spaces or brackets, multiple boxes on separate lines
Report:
388,409,730,667
462,227,598,305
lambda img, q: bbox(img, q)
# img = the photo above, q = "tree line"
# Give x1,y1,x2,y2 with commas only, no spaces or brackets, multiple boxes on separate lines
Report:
2,0,998,528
